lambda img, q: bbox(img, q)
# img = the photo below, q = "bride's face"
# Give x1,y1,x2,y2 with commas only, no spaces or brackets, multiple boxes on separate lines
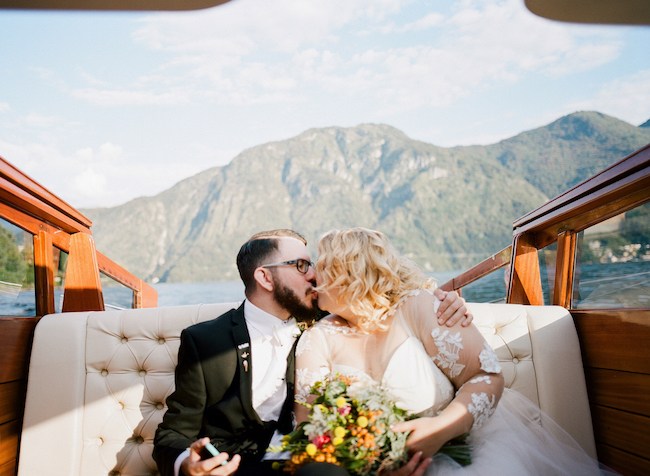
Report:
316,271,345,316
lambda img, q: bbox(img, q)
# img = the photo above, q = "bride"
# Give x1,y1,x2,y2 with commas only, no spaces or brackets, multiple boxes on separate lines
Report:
294,227,616,475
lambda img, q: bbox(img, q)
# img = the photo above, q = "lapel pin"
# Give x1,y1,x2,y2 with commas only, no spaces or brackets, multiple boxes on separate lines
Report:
241,352,249,359
243,360,249,372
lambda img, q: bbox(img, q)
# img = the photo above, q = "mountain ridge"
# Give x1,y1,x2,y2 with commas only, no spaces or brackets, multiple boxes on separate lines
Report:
82,111,650,283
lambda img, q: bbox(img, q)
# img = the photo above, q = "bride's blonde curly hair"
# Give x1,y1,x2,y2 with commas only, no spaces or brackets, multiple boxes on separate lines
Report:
316,227,436,332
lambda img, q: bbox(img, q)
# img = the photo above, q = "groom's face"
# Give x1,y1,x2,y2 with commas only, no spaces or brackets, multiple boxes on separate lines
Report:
270,237,318,321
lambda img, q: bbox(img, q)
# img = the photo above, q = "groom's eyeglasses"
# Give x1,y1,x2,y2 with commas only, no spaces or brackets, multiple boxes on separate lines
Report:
261,259,314,274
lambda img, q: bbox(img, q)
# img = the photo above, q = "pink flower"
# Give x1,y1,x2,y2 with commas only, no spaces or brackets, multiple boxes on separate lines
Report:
338,405,351,416
312,435,331,449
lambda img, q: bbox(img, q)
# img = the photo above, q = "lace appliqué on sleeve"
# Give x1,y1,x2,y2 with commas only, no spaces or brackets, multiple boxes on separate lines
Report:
430,328,466,378
295,367,329,403
467,392,497,430
457,375,492,394
296,332,311,357
478,342,502,374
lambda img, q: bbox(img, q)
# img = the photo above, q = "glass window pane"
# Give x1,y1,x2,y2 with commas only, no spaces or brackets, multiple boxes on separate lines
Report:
53,248,68,313
458,267,509,303
101,272,135,310
572,202,650,309
538,242,557,306
0,218,35,316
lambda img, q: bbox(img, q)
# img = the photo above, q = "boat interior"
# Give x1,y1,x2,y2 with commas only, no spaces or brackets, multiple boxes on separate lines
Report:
0,1,649,475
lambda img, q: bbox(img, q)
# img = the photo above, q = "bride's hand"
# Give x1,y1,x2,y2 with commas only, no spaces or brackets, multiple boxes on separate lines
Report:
380,451,432,476
433,289,473,327
391,417,449,459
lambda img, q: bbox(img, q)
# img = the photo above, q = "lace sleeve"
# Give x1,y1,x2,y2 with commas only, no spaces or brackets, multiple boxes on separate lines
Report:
406,290,505,430
293,324,333,424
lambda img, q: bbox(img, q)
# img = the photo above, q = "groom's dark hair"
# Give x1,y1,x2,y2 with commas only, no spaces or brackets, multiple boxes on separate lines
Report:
237,229,307,290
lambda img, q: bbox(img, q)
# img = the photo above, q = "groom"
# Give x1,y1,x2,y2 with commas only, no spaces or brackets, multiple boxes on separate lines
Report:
153,229,471,476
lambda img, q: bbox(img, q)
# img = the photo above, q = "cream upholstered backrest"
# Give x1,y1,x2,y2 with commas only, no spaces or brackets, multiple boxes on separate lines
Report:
18,303,596,476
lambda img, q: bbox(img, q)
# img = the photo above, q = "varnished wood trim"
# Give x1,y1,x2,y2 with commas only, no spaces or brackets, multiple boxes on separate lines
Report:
508,233,543,305
0,381,24,426
553,231,575,307
62,233,104,312
0,176,91,236
0,200,71,252
0,156,91,228
591,405,650,463
573,311,650,374
596,442,650,476
585,368,650,418
137,280,158,308
0,319,37,384
96,251,158,308
439,246,511,292
0,420,18,467
33,231,55,316
514,143,650,231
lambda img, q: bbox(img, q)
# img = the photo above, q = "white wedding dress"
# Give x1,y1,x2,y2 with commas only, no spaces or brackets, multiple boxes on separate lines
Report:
295,289,616,475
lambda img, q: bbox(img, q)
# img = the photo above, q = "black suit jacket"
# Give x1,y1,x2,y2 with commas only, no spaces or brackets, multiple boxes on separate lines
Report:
153,304,296,476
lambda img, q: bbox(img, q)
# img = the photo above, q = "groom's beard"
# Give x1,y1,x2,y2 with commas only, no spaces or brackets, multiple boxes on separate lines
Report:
272,275,319,323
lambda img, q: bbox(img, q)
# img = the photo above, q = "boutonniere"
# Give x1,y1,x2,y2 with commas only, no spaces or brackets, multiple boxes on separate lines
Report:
295,321,309,338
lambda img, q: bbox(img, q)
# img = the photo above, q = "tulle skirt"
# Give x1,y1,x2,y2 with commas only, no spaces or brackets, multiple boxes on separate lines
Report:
427,389,618,476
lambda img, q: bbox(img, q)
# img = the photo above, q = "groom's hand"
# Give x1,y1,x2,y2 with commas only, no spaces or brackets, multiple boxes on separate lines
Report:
181,437,241,476
433,289,472,327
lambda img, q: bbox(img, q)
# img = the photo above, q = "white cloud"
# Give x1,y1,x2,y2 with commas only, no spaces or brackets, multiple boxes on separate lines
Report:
568,69,650,126
0,103,10,113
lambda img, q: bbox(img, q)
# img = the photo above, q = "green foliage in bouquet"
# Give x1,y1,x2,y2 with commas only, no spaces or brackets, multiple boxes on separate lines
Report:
272,373,472,475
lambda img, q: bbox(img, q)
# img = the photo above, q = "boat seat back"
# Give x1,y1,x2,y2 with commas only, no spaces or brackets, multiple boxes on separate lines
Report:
18,302,596,476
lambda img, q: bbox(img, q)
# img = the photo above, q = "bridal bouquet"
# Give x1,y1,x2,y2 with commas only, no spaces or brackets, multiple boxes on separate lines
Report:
272,373,472,475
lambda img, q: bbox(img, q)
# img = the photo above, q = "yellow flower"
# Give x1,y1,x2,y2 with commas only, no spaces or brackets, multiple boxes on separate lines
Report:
357,416,369,428
282,435,291,443
334,426,346,438
335,396,347,408
271,462,281,471
306,444,318,456
332,436,344,446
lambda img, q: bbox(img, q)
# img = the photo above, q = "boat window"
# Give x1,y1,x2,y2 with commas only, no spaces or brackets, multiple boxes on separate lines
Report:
53,248,68,313
0,218,36,316
538,242,557,305
101,272,135,310
456,267,508,303
572,201,650,309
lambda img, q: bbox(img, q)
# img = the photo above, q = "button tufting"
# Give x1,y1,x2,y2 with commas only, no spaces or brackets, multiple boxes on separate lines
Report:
96,438,103,445
135,436,144,444
512,357,519,364
156,402,164,410
121,337,128,344
158,337,165,344
101,370,108,377
119,402,125,409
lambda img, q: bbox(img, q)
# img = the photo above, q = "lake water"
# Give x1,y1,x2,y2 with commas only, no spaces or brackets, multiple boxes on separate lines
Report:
4,261,648,314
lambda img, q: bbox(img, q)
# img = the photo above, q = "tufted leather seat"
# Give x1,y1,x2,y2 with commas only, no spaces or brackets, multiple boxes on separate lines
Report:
18,302,596,475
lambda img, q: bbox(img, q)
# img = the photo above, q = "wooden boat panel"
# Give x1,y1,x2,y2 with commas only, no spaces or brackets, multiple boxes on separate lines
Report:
573,311,650,374
0,319,36,384
0,420,18,472
0,382,23,426
591,405,650,465
0,460,15,476
596,443,649,476
585,368,650,417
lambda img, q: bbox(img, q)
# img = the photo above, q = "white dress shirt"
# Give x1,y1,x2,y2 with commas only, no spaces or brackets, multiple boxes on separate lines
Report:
173,300,299,475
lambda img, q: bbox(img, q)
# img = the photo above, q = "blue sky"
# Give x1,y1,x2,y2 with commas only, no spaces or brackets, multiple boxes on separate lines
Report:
1,0,648,209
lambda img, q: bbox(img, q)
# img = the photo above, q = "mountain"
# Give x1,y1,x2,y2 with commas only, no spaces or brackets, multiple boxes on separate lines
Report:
83,112,650,283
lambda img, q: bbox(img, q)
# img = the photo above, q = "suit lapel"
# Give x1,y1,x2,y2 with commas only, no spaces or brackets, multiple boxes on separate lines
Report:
230,306,263,425
278,338,299,433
